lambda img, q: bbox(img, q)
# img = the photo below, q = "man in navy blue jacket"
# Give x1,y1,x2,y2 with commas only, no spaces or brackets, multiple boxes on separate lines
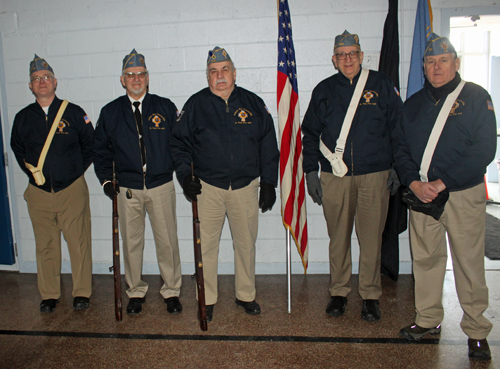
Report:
395,34,495,361
171,47,279,322
93,49,182,316
302,31,403,322
11,55,94,313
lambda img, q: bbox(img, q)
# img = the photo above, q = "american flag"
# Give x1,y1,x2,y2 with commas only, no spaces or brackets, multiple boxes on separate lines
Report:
277,0,308,270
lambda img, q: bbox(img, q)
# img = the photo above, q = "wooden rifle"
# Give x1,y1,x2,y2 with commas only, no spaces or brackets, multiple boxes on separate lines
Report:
191,163,208,331
111,163,123,321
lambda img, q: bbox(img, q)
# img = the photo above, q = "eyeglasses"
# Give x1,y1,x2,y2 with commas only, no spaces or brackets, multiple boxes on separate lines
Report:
31,75,54,83
123,71,149,79
335,51,360,60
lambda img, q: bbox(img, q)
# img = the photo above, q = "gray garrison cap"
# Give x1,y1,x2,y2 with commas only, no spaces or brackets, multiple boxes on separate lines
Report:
207,46,232,65
334,30,361,49
122,49,146,70
29,54,54,75
424,33,456,57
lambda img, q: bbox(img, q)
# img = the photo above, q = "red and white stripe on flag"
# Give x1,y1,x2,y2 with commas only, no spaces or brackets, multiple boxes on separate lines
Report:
277,0,308,271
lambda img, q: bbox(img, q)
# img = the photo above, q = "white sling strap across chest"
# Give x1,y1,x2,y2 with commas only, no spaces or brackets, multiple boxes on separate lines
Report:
419,80,466,182
319,68,369,177
24,99,69,186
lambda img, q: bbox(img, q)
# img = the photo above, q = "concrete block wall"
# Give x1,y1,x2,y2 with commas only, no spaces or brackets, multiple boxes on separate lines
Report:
1,0,498,275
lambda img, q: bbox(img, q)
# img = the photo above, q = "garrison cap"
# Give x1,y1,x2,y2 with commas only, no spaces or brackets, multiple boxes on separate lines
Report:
122,48,146,71
29,54,54,75
334,30,361,49
424,33,456,57
207,46,232,65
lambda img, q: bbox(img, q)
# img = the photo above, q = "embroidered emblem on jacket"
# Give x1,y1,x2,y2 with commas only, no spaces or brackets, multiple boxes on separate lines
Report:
360,90,379,105
487,100,495,112
148,113,166,129
56,119,70,134
234,108,253,124
449,99,464,116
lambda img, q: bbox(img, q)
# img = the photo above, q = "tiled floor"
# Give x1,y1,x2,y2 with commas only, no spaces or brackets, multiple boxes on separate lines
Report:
1,182,498,368
0,271,498,368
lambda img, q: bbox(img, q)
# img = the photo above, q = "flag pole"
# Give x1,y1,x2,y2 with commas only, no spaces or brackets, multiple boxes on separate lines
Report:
286,228,292,313
278,0,309,314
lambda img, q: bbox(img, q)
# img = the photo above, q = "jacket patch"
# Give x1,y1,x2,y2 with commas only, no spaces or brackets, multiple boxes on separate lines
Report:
449,99,464,116
487,100,495,112
176,110,185,122
360,90,379,105
83,115,91,124
56,119,70,134
234,108,253,124
148,113,166,129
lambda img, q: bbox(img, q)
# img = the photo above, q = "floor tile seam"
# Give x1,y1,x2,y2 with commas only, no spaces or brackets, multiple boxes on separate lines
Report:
1,330,498,346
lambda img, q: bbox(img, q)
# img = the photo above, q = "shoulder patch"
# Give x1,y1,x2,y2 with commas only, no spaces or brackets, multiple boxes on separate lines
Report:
83,115,91,124
394,87,400,96
487,100,494,112
265,105,271,115
176,110,185,122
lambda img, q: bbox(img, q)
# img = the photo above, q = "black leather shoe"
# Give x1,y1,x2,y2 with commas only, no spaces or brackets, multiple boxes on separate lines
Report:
326,296,347,317
73,297,90,310
400,323,441,341
164,296,183,314
126,297,146,315
40,299,59,313
235,299,261,315
468,338,491,360
361,299,381,322
205,305,214,322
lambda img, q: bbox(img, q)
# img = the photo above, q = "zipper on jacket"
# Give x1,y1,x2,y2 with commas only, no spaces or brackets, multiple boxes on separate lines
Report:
350,142,354,175
45,114,54,192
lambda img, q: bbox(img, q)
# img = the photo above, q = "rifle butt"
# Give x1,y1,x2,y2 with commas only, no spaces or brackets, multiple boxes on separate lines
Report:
112,181,123,321
192,201,208,331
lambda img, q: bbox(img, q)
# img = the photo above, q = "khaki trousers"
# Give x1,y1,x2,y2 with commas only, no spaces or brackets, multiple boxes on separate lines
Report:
25,176,92,300
197,179,259,305
410,183,493,339
118,180,181,299
321,170,390,299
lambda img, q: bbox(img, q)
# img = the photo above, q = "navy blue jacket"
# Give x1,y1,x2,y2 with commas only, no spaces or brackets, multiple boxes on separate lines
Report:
302,69,403,175
170,86,279,190
11,96,94,192
393,80,497,191
93,93,178,190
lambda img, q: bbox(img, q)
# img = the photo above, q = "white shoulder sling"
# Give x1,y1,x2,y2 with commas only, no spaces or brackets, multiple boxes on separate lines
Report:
25,100,69,186
320,68,369,177
419,80,466,182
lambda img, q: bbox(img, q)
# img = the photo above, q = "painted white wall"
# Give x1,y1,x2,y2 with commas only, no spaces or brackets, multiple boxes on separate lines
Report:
1,0,499,275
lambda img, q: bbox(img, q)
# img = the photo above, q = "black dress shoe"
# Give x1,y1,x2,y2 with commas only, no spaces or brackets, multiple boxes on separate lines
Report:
205,305,214,322
164,296,183,314
235,299,261,315
126,297,146,315
73,297,90,310
326,296,347,317
468,338,491,360
361,299,381,322
400,323,441,341
40,299,59,313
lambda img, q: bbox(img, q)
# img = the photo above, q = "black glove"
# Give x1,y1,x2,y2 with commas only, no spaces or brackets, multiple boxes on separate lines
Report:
103,181,119,200
259,182,276,213
306,172,323,205
183,175,202,202
387,168,401,196
402,188,449,220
